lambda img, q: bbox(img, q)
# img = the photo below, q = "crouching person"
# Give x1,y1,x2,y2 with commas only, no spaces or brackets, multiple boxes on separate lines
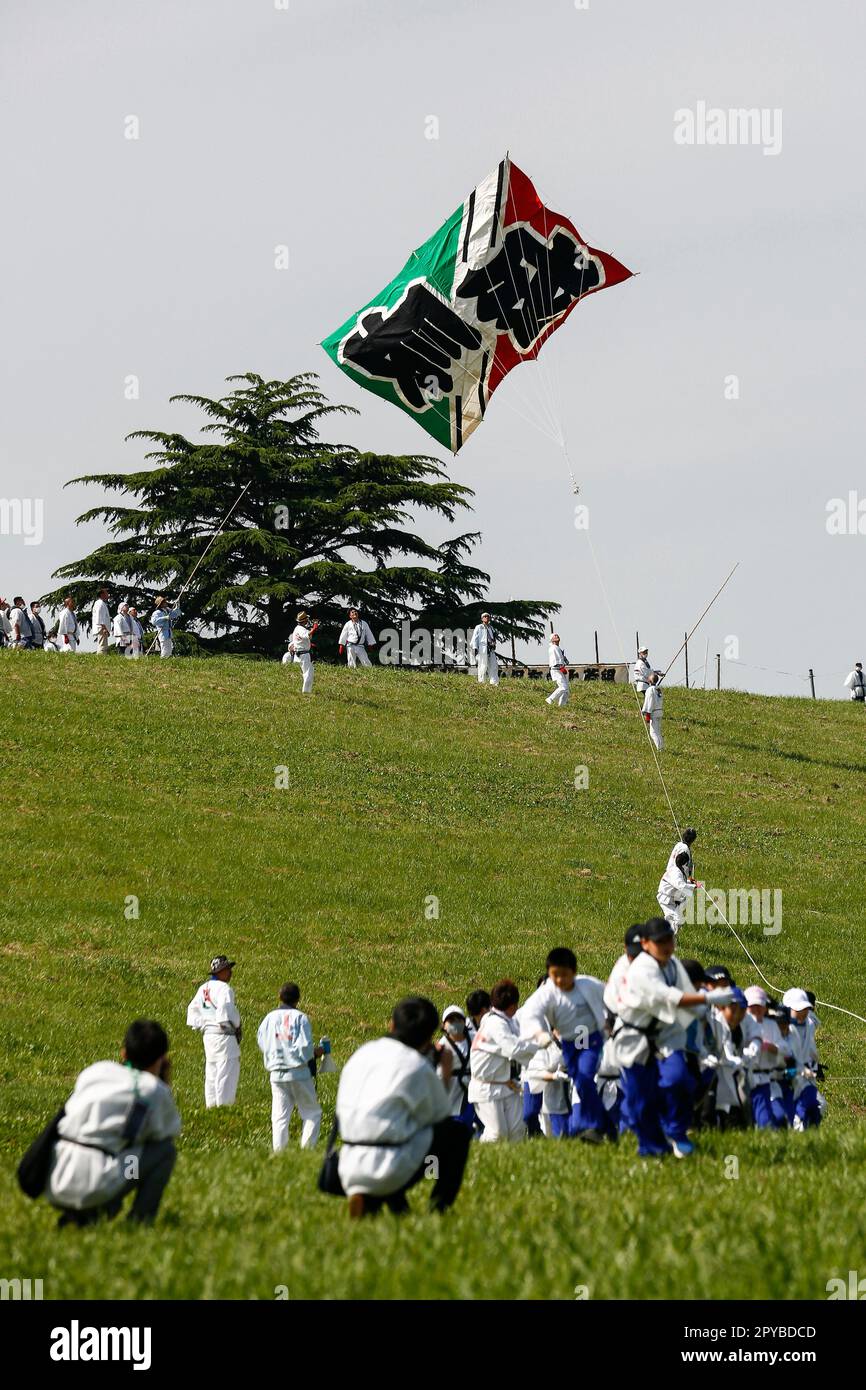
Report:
318,997,471,1218
47,1020,180,1227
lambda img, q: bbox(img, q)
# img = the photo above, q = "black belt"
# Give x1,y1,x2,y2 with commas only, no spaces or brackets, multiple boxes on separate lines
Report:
60,1137,120,1157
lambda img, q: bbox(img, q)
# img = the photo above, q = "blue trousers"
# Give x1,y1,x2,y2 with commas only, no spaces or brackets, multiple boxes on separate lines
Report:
795,1083,822,1128
562,1032,611,1136
751,1082,788,1129
656,1050,697,1144
548,1112,569,1138
621,1059,670,1156
456,1095,477,1129
523,1082,543,1136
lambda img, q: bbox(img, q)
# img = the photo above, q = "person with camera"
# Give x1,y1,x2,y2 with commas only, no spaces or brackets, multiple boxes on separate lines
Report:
318,996,472,1217
46,1019,181,1227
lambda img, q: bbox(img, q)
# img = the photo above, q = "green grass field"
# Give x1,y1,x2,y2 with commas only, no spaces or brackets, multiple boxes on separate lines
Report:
1,651,865,1300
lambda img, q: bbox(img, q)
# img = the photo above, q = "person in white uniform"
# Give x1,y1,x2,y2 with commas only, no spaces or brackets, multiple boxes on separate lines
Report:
57,595,79,653
318,996,472,1217
127,605,143,657
151,596,182,657
338,607,376,668
665,828,697,879
546,633,570,707
91,588,111,654
470,613,499,685
642,672,664,749
468,979,548,1142
257,981,323,1151
632,646,652,692
656,852,696,934
186,955,241,1107
112,600,132,654
45,1019,180,1226
436,1005,474,1127
283,610,318,693
843,663,865,702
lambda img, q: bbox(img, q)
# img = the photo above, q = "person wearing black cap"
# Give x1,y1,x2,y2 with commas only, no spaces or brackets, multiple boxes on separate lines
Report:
610,918,735,1157
665,828,697,879
186,956,242,1106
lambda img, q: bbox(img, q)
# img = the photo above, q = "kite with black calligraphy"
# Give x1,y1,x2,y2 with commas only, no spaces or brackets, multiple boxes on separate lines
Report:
321,156,632,452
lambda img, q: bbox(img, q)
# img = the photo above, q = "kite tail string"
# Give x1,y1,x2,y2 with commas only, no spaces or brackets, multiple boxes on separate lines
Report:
142,479,253,657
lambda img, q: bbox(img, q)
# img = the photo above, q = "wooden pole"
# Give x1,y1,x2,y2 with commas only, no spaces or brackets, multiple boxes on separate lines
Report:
716,652,721,689
684,632,689,689
635,630,640,654
809,668,816,699
594,629,599,664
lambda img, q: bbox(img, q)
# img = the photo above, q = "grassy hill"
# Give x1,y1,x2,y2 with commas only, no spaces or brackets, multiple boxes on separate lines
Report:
1,650,864,1300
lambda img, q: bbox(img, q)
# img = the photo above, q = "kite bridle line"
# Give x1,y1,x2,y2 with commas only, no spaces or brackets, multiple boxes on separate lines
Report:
142,479,253,657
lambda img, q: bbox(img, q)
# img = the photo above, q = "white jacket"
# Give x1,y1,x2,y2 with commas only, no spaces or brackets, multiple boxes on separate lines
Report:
290,624,312,654
742,1013,786,1079
548,643,568,671
256,1007,315,1082
48,1061,181,1210
335,1037,450,1197
186,978,241,1035
657,863,695,910
633,656,652,690
58,608,78,642
339,619,375,648
518,976,606,1041
642,684,663,717
843,668,865,699
468,1008,541,1102
91,598,110,634
471,622,497,656
526,1042,570,1113
112,612,132,643
612,951,699,1064
603,951,635,1016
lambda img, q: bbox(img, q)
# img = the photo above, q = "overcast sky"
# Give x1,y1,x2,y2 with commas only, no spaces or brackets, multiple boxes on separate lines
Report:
2,0,864,694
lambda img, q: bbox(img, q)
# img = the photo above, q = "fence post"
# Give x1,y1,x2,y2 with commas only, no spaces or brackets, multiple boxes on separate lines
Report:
684,632,689,689
809,668,816,699
716,653,721,689
594,629,599,663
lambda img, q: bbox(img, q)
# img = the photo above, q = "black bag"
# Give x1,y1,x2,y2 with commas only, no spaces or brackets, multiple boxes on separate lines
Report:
17,1107,65,1199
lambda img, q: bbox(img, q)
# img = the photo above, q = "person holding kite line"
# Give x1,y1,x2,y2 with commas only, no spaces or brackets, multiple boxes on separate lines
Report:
632,647,652,692
284,610,318,693
642,672,664,749
151,596,182,658
546,633,570,708
338,607,376,669
657,852,696,935
470,613,499,686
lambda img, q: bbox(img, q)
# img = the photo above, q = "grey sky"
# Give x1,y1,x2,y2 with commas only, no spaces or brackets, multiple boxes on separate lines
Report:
2,0,863,694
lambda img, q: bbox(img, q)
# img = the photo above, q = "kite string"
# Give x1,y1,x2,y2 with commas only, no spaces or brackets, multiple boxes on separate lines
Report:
142,479,253,656
571,483,866,1029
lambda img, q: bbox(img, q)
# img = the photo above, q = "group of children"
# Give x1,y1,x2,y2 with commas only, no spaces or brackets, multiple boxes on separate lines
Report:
450,929,824,1157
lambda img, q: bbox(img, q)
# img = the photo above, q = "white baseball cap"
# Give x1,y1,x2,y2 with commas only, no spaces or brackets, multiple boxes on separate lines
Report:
782,987,811,1012
442,1004,465,1022
744,986,769,1007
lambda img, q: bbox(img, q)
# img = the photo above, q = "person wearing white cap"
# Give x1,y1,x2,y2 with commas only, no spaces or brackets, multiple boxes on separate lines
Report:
642,672,664,750
186,956,241,1107
468,980,549,1142
742,986,787,1128
338,607,376,668
151,596,182,658
546,633,570,707
782,988,823,1129
91,587,111,654
436,1006,474,1127
112,600,132,654
470,613,499,685
257,982,324,1151
843,663,865,702
632,647,652,693
656,852,696,935
127,606,143,658
284,611,318,693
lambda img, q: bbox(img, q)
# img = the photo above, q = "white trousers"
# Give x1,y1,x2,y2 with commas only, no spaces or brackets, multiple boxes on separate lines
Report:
648,713,663,749
203,1033,240,1107
158,635,173,658
475,1092,525,1143
658,897,685,934
294,652,313,692
346,644,372,668
476,649,499,685
546,670,570,706
270,1076,322,1151
61,638,77,653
